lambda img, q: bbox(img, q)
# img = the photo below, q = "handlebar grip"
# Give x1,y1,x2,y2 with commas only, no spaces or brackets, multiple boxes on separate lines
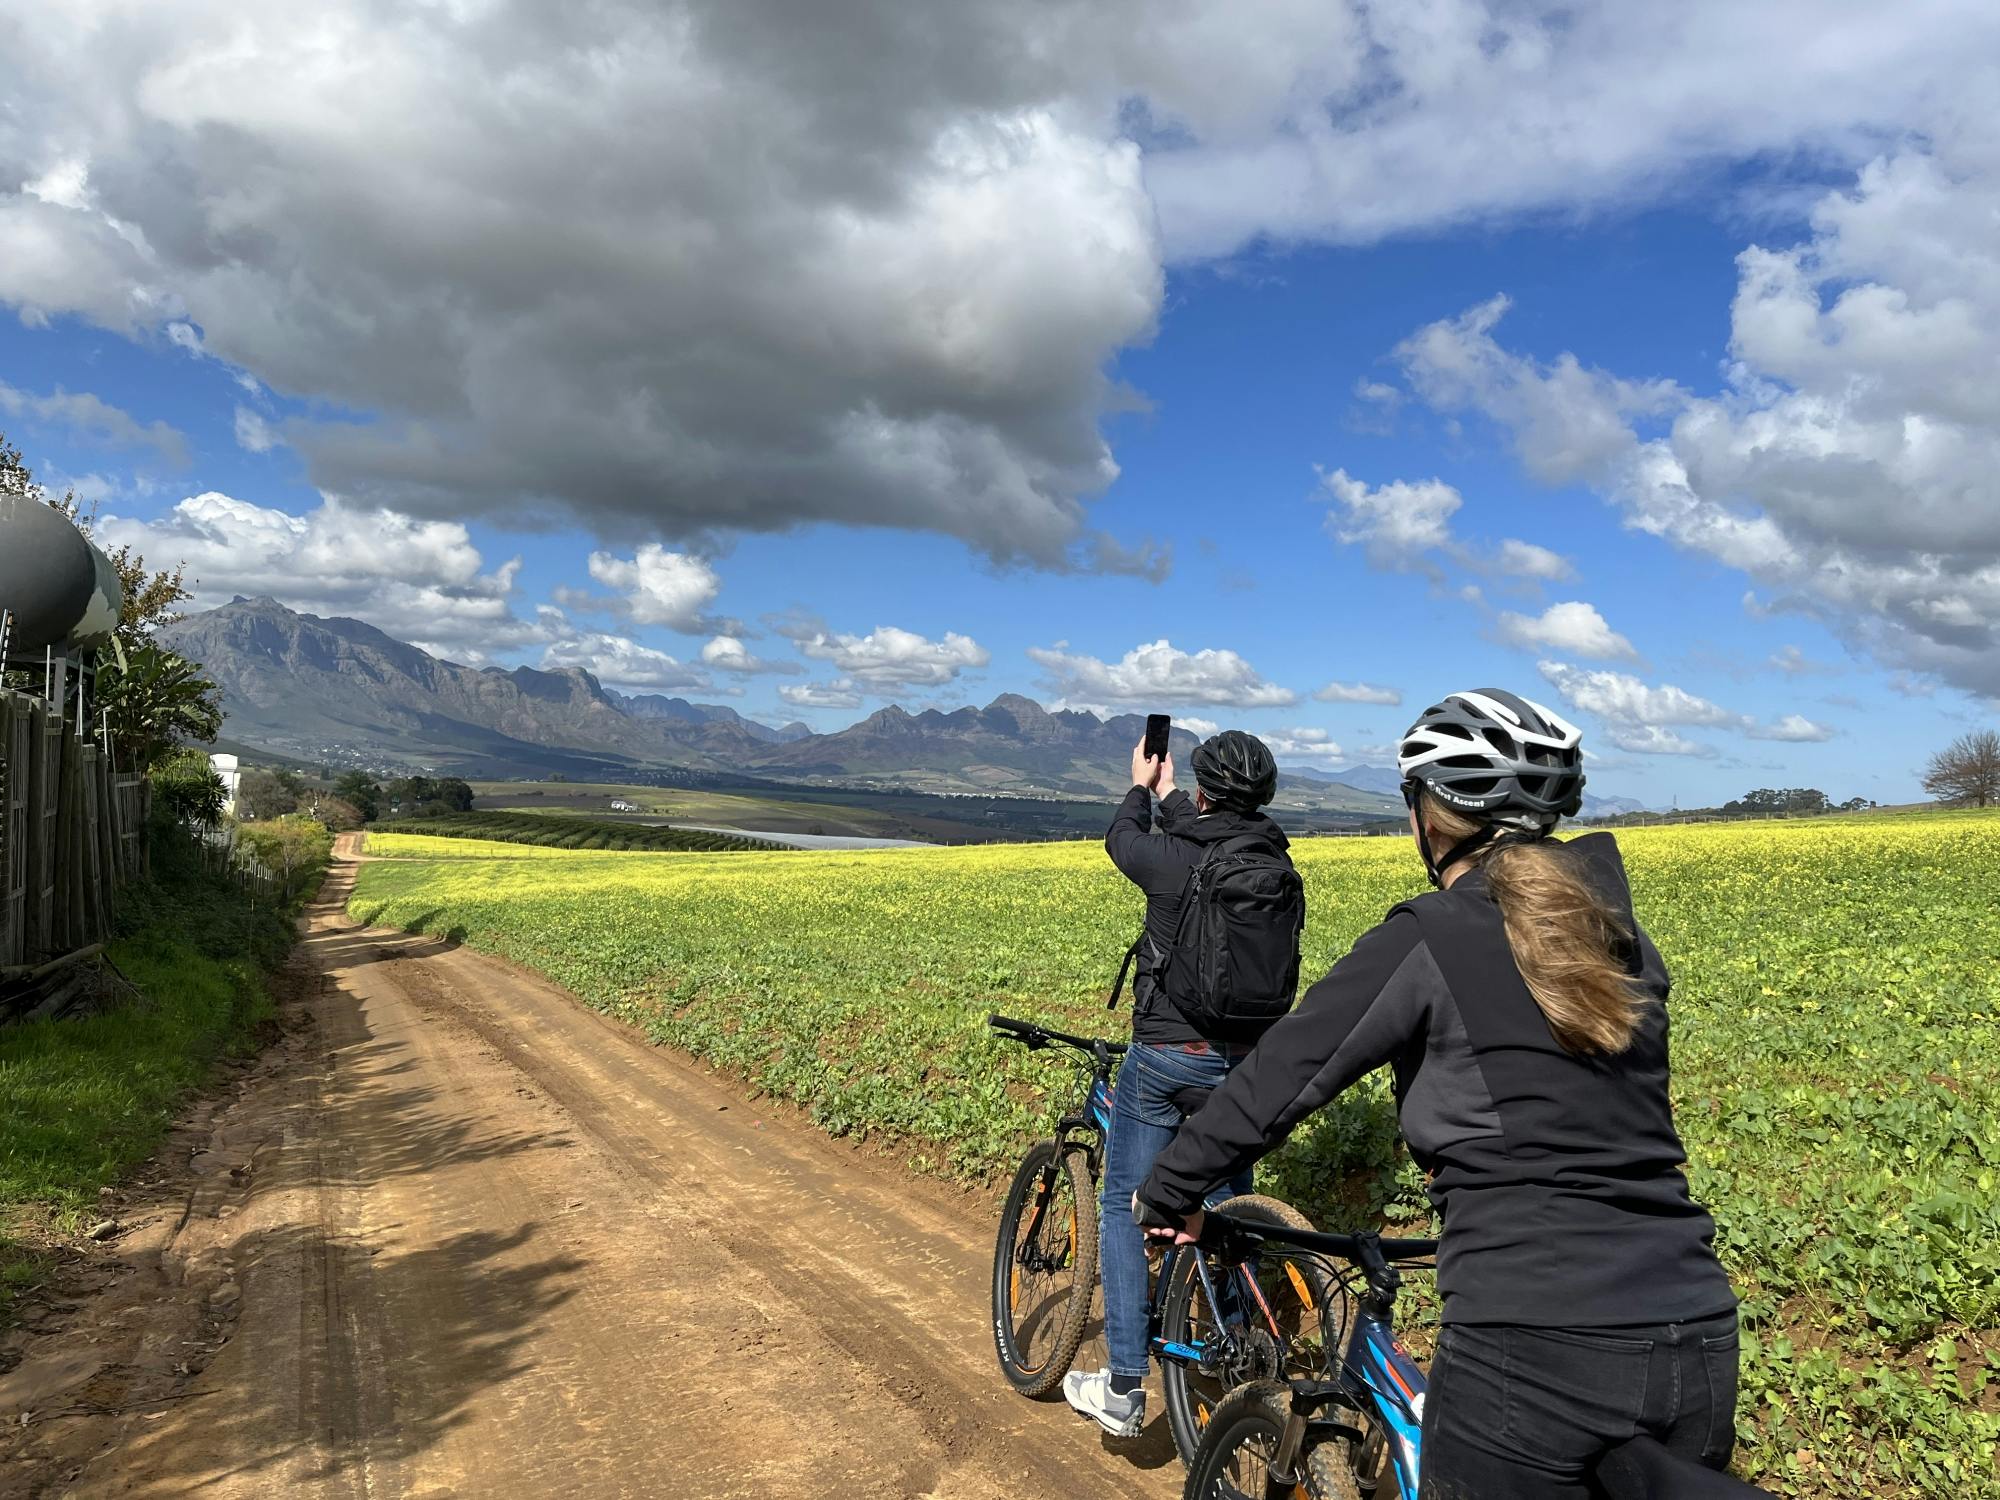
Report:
987,1014,1037,1038
1130,1195,1183,1232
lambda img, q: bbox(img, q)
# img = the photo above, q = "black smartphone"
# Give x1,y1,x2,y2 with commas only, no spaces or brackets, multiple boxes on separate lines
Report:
1144,713,1171,763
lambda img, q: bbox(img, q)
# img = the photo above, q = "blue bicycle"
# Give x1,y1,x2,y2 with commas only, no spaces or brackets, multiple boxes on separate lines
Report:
988,1015,1329,1464
1176,1207,1436,1500
1178,1208,1776,1500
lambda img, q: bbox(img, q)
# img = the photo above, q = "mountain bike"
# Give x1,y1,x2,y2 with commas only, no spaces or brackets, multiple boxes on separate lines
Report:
988,1015,1328,1464
1174,1207,1436,1500
1177,1210,1775,1500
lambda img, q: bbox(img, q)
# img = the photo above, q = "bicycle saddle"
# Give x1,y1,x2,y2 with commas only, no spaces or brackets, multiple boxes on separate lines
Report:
1593,1436,1773,1498
1168,1084,1215,1117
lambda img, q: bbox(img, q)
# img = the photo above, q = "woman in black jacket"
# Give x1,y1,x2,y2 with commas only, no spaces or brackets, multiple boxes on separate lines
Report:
1137,689,1740,1498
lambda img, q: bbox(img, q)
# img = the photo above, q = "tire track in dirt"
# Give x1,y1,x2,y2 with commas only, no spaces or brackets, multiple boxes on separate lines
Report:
0,842,1181,1498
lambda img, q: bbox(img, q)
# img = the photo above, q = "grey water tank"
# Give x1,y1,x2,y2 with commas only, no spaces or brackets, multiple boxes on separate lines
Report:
66,543,126,652
0,494,97,650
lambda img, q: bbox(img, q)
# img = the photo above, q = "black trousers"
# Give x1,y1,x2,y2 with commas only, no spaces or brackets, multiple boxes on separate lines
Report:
1419,1311,1740,1498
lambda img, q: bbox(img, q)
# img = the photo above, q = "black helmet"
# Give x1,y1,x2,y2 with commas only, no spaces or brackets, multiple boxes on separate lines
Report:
1397,689,1585,829
1191,730,1278,810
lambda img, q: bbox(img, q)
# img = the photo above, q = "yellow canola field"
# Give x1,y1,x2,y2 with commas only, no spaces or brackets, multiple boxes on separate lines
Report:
354,813,2000,1497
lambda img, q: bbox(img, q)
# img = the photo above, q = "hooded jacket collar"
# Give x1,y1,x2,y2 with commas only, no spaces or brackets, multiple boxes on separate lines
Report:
1453,831,1636,926
1158,787,1290,851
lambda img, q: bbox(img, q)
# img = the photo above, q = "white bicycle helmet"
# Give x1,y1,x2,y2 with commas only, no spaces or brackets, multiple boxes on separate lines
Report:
1398,689,1585,884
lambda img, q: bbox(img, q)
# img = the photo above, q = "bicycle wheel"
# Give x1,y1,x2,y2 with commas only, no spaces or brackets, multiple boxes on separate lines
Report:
991,1138,1098,1396
1158,1194,1332,1467
1180,1380,1362,1500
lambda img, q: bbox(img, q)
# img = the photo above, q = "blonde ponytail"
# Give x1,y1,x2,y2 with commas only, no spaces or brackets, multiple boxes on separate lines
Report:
1420,794,1647,1055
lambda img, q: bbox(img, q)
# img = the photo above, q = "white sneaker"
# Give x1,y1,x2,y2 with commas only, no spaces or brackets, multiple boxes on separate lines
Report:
1062,1367,1146,1438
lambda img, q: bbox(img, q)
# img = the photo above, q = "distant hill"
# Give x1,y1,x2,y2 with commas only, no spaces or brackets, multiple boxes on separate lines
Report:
1580,792,1649,819
161,599,1400,814
161,597,764,775
1325,764,1406,796
607,690,811,745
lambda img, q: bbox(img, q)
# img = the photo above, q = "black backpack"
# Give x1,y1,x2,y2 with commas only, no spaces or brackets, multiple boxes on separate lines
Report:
1110,833,1306,1043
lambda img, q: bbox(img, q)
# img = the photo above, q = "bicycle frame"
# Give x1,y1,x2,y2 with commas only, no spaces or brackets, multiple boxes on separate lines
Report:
1197,1211,1438,1500
988,1016,1291,1395
1340,1299,1428,1499
989,1015,1122,1274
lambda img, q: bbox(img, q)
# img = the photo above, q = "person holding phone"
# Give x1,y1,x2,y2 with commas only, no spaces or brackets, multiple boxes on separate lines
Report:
1063,725,1301,1438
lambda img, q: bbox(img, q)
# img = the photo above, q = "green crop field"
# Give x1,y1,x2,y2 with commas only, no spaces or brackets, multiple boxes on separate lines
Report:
350,813,2000,1497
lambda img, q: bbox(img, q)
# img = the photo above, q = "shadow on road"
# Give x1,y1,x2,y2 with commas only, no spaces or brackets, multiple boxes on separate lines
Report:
157,1220,585,1493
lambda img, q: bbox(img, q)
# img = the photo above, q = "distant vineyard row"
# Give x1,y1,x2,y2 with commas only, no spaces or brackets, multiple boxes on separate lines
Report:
369,811,782,853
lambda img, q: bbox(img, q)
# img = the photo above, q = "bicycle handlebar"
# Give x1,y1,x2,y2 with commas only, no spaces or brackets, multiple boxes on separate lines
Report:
987,1013,1128,1057
1200,1205,1437,1266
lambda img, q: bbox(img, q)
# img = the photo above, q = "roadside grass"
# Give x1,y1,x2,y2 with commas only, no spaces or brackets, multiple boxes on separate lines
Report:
0,828,297,1322
352,814,2000,1497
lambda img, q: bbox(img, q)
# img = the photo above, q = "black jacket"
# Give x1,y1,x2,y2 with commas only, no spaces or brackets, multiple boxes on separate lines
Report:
1140,833,1734,1328
1105,784,1293,1046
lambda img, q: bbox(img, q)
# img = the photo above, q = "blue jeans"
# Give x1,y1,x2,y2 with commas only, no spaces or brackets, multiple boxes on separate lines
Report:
1097,1042,1254,1378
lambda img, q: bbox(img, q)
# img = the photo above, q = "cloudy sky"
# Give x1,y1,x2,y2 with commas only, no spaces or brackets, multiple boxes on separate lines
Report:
3,0,1996,806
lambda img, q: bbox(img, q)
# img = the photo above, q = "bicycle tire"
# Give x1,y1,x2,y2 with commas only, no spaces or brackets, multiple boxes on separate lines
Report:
1180,1379,1363,1500
991,1138,1098,1396
1159,1193,1333,1468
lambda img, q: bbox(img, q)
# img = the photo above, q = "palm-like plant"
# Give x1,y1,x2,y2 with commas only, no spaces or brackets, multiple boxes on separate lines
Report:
96,641,224,771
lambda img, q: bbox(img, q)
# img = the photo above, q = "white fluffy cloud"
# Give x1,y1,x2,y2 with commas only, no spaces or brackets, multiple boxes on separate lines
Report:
1537,661,1741,728
576,546,723,634
91,489,773,692
1320,466,1573,586
1537,660,1832,754
789,625,990,688
1605,725,1716,758
1028,638,1297,708
1494,539,1574,581
1263,727,1345,762
232,406,277,454
700,635,800,676
1496,601,1638,662
1748,713,1836,744
1395,125,2000,698
1144,3,2000,259
1321,468,1461,569
541,633,709,692
779,679,863,711
1313,680,1402,706
93,491,542,660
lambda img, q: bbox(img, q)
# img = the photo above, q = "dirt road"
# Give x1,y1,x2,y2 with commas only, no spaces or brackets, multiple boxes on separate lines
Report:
0,847,1179,1498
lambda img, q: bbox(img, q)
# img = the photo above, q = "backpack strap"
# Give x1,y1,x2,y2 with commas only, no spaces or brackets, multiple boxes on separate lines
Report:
1164,833,1271,945
1105,935,1142,1010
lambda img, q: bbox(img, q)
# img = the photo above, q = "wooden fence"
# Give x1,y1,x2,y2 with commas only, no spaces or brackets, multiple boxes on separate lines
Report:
0,686,146,984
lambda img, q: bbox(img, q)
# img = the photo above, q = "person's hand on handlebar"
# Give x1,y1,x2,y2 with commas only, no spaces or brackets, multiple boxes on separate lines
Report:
1133,1191,1203,1246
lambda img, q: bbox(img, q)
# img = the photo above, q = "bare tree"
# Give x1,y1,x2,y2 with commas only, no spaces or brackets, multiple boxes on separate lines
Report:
1922,729,2000,808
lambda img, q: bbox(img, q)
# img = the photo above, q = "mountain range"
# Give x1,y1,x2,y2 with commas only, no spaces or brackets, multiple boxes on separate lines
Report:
161,597,1407,811
164,598,1647,818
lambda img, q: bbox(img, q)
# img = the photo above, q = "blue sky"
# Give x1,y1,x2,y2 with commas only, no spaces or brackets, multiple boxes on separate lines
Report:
3,3,1995,809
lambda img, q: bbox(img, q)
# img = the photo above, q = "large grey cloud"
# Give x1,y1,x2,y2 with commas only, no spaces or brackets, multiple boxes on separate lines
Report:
5,2,1995,571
